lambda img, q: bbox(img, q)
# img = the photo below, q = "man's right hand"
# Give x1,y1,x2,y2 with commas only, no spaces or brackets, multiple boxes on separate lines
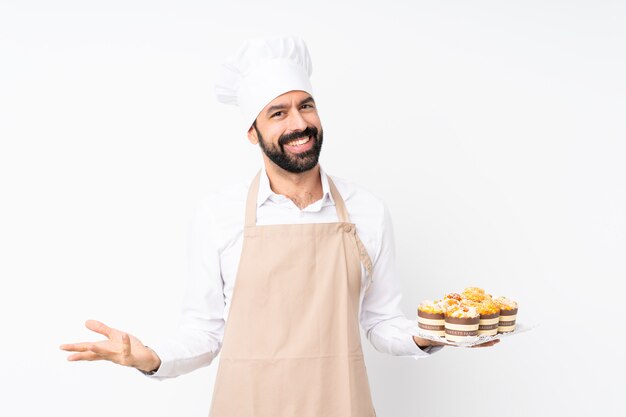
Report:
60,319,161,373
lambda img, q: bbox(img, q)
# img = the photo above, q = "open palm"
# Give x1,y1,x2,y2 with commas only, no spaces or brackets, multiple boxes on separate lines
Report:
60,319,160,372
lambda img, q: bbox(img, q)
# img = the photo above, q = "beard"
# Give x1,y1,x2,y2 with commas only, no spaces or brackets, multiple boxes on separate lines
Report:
255,124,324,174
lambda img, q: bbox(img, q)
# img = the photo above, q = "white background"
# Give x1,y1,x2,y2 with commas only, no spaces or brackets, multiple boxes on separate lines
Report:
1,1,624,416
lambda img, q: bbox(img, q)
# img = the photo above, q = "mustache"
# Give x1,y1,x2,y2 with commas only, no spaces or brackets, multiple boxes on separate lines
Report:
278,126,319,148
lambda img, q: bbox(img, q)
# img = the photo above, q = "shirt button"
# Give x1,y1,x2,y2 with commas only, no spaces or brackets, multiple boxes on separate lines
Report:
343,225,353,233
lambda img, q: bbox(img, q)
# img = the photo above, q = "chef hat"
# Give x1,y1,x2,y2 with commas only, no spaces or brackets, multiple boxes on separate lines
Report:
215,35,314,130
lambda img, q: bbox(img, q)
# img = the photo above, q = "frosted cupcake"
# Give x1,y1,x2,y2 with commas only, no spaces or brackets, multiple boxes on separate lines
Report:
417,300,445,337
444,304,480,342
493,296,518,333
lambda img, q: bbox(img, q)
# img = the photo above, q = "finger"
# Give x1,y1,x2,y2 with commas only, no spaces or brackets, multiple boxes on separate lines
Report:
85,319,114,338
67,351,103,361
471,339,500,348
88,343,115,357
59,342,97,352
471,342,493,348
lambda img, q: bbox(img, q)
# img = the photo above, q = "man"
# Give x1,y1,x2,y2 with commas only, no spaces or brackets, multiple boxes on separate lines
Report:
60,36,497,416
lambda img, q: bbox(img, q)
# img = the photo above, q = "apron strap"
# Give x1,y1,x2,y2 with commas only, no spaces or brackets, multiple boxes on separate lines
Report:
327,176,350,223
327,176,374,288
244,170,262,228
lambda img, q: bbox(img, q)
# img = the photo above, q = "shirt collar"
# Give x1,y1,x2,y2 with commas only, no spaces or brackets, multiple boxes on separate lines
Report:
257,166,335,209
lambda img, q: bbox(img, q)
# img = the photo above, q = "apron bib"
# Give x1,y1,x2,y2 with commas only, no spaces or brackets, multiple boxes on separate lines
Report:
209,170,376,417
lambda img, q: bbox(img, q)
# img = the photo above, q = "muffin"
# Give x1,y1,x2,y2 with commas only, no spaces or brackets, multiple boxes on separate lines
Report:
417,300,445,337
474,299,501,336
444,292,463,302
493,296,518,333
462,287,488,303
440,297,460,310
444,304,480,342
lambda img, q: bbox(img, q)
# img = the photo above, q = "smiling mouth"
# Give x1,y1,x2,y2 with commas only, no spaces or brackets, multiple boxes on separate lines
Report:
285,136,312,147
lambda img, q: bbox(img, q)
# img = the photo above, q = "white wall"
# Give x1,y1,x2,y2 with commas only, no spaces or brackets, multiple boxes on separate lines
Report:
1,1,623,416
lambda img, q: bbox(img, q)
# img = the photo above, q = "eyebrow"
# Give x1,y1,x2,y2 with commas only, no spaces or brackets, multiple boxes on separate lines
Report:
265,96,315,117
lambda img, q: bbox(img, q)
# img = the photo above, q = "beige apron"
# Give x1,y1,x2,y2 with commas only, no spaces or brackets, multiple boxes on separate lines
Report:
208,171,377,417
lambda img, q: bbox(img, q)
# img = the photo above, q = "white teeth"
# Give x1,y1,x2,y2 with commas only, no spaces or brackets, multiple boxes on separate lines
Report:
287,136,310,146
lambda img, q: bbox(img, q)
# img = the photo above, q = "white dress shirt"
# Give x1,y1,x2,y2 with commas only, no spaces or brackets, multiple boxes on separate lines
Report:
145,166,440,379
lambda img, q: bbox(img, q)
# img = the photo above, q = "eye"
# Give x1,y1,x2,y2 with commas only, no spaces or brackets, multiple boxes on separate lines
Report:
271,111,284,118
301,104,314,109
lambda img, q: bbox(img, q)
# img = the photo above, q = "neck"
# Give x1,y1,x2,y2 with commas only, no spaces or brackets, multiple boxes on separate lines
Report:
263,159,323,209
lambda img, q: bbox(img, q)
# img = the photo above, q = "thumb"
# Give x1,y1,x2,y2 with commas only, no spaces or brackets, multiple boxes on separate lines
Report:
121,332,132,357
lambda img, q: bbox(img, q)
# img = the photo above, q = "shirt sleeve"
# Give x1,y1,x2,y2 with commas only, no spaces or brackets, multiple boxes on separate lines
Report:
141,196,226,380
359,202,444,359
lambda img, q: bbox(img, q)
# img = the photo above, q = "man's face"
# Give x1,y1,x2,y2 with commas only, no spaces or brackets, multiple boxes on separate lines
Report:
248,90,323,174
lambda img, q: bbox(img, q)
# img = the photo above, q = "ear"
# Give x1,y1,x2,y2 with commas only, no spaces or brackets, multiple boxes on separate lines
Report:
247,124,259,145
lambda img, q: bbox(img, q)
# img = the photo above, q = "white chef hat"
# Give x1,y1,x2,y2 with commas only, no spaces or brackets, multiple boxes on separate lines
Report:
215,35,314,130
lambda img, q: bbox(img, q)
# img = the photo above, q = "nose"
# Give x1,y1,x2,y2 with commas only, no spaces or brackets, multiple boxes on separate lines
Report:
286,107,308,133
